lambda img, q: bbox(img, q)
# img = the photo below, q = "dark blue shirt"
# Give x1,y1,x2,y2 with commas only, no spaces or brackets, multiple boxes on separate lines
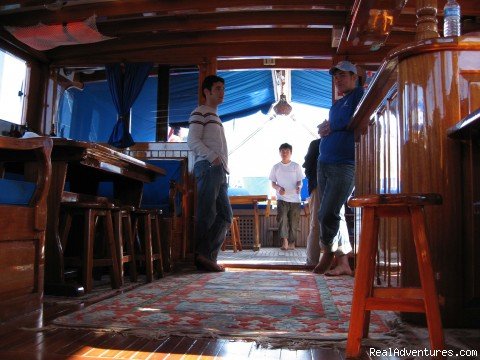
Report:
319,86,364,165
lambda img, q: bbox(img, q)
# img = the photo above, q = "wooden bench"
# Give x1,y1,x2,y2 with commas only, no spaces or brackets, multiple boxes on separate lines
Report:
0,136,52,321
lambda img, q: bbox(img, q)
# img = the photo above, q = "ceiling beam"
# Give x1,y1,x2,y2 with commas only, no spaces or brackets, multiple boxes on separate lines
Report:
50,41,337,66
97,10,348,36
46,28,332,60
0,0,353,25
217,58,334,70
49,40,391,68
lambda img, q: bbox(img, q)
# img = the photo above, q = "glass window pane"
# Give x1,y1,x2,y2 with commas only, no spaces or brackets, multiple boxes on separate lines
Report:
0,49,27,125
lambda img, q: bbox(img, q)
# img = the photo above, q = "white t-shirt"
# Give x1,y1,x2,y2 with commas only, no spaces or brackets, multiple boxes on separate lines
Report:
269,161,303,203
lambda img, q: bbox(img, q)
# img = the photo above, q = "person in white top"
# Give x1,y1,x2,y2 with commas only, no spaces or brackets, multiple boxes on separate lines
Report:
269,143,304,250
187,75,232,272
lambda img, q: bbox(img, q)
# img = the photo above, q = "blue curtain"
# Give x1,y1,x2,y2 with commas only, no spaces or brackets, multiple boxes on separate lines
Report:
106,62,153,148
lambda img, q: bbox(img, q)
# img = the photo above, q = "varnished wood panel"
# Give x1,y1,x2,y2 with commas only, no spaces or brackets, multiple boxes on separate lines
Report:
0,137,52,322
353,37,480,326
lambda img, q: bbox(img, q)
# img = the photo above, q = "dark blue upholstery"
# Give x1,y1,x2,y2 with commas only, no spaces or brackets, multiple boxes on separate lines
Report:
141,159,184,214
97,181,114,200
0,178,36,205
301,178,309,201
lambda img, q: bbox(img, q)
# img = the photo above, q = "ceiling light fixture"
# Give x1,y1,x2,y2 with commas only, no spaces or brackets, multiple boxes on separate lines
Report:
273,70,292,116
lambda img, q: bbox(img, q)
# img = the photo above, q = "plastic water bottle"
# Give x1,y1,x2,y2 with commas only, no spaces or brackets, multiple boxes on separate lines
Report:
443,0,461,37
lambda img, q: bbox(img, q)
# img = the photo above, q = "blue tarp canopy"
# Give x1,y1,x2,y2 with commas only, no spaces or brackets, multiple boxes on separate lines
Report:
58,69,331,142
291,70,332,109
168,70,275,126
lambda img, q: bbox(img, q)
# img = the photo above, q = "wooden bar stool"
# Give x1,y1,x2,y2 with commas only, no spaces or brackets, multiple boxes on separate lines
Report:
112,205,137,284
60,201,121,293
133,208,164,282
222,217,242,252
346,193,444,358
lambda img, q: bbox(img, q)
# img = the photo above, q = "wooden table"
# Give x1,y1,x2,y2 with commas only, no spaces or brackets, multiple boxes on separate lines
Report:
45,139,165,295
229,195,268,251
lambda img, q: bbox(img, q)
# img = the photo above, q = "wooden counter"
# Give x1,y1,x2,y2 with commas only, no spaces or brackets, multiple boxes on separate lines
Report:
349,35,480,327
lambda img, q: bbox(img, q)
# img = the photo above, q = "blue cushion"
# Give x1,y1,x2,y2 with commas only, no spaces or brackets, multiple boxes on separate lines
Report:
228,187,250,196
0,178,36,205
141,159,184,213
98,181,114,200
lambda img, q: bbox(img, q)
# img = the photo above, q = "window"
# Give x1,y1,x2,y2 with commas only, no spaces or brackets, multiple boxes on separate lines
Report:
0,49,27,124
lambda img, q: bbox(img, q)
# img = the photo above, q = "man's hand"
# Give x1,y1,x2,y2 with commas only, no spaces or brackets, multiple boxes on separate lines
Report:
318,120,330,137
295,186,301,194
211,157,221,166
278,186,286,195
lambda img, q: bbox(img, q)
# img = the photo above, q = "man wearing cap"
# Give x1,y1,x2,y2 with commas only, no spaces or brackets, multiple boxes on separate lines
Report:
313,61,364,276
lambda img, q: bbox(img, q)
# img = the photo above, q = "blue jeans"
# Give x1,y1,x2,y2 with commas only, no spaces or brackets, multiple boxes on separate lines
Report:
193,160,232,261
317,162,355,253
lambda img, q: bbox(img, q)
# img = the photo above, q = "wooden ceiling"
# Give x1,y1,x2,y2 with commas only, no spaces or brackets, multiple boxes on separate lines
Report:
0,0,479,70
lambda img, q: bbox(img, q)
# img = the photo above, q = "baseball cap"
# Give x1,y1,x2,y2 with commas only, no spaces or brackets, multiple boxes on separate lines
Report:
329,61,357,75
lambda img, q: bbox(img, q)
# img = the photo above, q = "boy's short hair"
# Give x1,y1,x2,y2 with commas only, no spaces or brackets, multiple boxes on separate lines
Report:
202,75,225,97
279,143,292,151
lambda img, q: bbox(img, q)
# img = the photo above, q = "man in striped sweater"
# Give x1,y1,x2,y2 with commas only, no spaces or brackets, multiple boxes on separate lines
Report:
187,75,232,272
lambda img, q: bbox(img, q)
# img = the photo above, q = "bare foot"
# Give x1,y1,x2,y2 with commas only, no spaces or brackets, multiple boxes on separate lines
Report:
312,252,334,274
325,254,353,276
325,265,353,276
288,243,295,250
280,238,288,251
195,255,225,272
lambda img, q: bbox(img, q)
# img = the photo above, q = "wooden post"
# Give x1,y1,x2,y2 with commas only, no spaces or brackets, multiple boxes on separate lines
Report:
198,57,218,105
415,0,440,41
156,65,170,141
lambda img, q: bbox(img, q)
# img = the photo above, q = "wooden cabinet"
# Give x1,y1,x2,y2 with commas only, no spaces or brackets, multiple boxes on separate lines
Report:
350,36,480,327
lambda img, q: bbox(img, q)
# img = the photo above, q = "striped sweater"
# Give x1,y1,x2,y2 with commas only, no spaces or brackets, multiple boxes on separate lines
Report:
187,105,229,173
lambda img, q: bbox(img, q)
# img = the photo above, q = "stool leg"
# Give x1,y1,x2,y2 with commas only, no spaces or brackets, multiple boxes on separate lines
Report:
410,207,445,351
234,219,242,251
151,214,164,279
346,207,379,358
105,210,121,289
112,210,125,285
83,209,95,293
143,215,154,283
231,221,237,252
59,211,73,283
362,215,380,338
124,213,138,282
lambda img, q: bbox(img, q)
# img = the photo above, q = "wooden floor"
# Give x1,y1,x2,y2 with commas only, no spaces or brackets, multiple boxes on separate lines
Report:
0,281,355,360
0,304,351,359
0,251,478,360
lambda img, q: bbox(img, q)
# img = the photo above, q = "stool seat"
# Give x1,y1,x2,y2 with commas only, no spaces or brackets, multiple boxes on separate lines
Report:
348,193,442,207
346,193,444,358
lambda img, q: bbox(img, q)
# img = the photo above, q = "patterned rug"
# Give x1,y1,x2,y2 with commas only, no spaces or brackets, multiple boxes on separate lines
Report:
52,269,393,347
